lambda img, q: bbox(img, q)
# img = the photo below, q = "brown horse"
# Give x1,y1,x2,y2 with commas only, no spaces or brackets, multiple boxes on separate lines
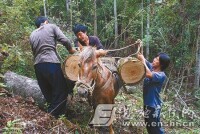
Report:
75,46,122,134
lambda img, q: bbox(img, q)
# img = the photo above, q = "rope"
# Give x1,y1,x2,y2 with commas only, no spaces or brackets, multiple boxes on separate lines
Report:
106,39,143,58
49,98,67,115
106,42,138,52
128,43,142,57
73,40,143,59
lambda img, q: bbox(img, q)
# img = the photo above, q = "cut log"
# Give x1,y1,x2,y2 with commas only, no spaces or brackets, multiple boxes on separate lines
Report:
3,71,45,107
117,57,146,85
62,54,80,81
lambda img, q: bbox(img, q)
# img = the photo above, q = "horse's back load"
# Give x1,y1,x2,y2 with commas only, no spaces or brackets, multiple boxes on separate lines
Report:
63,54,145,85
63,55,117,81
117,57,145,85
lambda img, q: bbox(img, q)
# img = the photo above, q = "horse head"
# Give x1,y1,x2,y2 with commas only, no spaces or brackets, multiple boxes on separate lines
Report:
76,46,102,98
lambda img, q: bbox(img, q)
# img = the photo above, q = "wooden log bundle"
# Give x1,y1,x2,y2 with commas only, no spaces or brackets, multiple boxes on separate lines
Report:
63,54,145,86
62,55,117,81
4,71,45,106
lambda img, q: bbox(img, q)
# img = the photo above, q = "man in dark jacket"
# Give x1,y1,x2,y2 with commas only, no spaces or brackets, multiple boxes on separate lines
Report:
30,16,76,118
73,24,104,51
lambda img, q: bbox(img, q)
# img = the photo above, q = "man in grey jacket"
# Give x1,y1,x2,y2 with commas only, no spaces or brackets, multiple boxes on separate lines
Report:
30,16,76,118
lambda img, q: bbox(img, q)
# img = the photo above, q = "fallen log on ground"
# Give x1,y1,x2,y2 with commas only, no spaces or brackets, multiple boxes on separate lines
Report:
3,71,45,107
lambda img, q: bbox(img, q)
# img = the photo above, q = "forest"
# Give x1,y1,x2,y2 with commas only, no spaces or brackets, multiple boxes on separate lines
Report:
0,0,200,133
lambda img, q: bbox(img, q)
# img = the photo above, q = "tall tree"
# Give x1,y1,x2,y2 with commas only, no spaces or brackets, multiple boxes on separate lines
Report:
146,0,150,59
114,0,118,48
70,1,73,31
195,19,200,89
43,0,47,17
66,0,70,11
94,0,97,36
66,0,72,31
141,0,144,39
122,0,127,42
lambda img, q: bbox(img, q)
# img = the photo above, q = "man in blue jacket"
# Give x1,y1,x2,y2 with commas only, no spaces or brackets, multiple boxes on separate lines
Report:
137,51,170,134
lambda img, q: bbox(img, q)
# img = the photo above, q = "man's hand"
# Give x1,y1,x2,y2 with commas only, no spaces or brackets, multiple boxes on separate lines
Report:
136,39,142,47
96,49,108,58
137,52,153,78
137,52,145,64
69,48,77,54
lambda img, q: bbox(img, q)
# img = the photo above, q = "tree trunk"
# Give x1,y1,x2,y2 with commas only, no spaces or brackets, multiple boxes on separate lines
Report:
4,71,45,107
70,0,73,31
43,0,47,17
94,0,97,36
141,0,144,40
66,0,72,31
180,0,186,42
195,23,200,89
66,0,70,11
114,0,118,48
146,0,150,59
122,0,127,42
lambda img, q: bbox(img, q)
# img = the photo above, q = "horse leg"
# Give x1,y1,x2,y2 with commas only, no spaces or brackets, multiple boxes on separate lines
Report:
109,124,114,134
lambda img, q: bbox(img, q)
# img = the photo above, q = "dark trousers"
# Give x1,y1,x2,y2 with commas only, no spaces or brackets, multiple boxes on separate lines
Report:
34,63,73,118
144,105,164,134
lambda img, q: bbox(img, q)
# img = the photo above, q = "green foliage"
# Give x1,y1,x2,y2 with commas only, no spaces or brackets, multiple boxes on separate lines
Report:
58,114,66,120
0,82,6,88
1,43,35,78
144,0,198,71
0,0,199,133
3,119,22,134
0,0,44,78
44,102,50,112
0,0,43,45
0,0,198,76
56,44,70,63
